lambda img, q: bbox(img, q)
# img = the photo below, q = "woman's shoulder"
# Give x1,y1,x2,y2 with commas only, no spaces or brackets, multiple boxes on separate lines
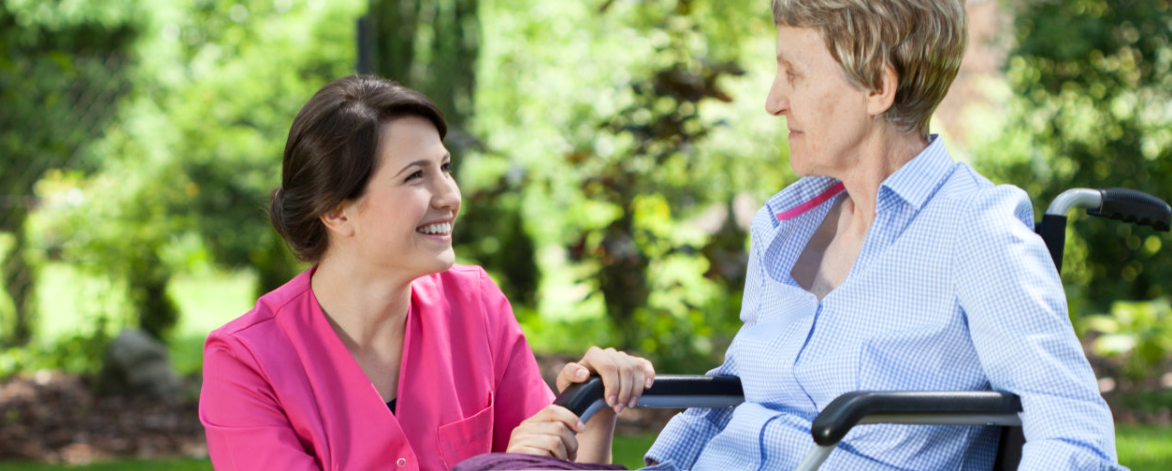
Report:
417,264,495,295
416,264,509,312
208,268,315,341
933,164,1034,223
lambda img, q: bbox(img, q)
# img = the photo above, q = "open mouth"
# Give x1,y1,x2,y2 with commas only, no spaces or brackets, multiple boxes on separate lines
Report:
417,222,452,236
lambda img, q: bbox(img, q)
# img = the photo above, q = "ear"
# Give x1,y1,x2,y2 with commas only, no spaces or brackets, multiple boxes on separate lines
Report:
865,63,899,117
319,200,356,238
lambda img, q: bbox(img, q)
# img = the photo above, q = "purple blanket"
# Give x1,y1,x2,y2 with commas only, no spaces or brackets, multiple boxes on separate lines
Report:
453,453,629,471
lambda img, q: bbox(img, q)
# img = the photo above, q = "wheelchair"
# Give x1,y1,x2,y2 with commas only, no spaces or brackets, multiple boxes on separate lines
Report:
555,187,1172,471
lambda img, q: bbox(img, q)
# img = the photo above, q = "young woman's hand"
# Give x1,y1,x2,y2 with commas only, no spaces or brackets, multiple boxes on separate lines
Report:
557,346,656,413
505,404,584,460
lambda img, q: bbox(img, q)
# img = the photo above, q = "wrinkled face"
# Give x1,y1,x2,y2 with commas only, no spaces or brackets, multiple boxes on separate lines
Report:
766,25,872,178
342,115,461,278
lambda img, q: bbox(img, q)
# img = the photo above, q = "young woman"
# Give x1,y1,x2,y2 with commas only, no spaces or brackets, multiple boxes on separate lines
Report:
199,75,653,471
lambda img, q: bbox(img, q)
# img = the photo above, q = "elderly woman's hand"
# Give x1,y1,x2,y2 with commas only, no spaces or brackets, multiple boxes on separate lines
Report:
557,347,656,413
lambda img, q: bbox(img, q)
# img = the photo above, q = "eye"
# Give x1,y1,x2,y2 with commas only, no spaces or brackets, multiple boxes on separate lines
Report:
404,170,423,182
441,162,452,173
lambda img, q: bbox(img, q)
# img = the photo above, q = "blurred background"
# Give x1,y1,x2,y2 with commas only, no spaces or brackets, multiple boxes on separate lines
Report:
1,0,1170,469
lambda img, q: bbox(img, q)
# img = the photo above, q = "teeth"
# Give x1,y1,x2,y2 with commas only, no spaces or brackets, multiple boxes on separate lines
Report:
418,222,451,235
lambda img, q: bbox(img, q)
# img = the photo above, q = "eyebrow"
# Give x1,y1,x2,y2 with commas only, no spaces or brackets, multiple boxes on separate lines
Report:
393,153,451,177
776,53,793,67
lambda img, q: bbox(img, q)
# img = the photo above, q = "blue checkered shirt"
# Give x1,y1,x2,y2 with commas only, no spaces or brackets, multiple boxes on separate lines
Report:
643,137,1125,470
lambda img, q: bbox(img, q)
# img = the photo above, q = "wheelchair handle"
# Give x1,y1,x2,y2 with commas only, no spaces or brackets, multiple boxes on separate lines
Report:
1046,188,1170,231
553,375,744,423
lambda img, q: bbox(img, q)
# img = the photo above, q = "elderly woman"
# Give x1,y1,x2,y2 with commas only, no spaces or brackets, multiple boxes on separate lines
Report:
641,0,1124,470
458,1,1124,470
199,75,654,471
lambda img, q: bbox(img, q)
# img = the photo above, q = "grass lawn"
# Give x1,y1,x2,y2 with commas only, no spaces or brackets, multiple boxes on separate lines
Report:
0,459,212,471
611,425,1172,470
0,424,1167,470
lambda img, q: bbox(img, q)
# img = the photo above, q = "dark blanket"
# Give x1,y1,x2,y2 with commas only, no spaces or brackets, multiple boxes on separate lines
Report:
454,453,630,471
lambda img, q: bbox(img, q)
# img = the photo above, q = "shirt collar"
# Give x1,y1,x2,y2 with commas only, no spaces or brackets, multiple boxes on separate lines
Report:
876,134,954,212
765,176,843,223
764,135,954,222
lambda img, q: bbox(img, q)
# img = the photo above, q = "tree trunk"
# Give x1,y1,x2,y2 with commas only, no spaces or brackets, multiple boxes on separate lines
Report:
371,0,421,85
2,206,38,347
130,249,178,342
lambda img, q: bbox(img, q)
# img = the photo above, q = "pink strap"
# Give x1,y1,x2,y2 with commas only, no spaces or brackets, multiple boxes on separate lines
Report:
775,182,845,221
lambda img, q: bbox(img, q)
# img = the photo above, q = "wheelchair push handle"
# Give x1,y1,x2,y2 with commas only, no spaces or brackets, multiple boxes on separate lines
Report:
553,375,744,423
1093,188,1171,231
1039,188,1169,271
1046,187,1171,231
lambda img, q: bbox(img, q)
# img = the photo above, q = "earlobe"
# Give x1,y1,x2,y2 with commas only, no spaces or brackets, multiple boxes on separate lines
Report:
320,203,355,237
866,64,899,117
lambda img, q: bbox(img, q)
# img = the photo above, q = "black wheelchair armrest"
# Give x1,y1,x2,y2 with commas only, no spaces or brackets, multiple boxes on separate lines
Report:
811,391,1023,446
553,374,744,422
554,376,1026,470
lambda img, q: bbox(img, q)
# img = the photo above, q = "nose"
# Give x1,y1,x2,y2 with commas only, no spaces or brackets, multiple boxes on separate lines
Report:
432,171,461,214
766,73,788,116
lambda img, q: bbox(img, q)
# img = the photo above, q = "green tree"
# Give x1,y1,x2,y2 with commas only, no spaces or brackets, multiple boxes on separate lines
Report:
977,0,1172,312
0,0,143,345
369,0,541,305
31,0,364,342
473,0,789,367
160,0,362,297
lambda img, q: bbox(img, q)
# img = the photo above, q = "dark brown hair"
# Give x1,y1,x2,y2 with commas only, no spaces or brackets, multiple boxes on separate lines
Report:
269,75,448,262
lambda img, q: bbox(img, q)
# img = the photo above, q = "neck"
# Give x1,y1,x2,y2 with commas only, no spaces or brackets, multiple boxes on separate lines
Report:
835,128,928,226
311,251,413,349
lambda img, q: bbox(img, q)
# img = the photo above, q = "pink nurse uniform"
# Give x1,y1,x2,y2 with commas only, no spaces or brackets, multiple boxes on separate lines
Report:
199,264,555,471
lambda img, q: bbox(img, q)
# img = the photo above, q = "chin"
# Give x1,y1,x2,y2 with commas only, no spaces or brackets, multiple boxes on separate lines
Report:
434,251,457,271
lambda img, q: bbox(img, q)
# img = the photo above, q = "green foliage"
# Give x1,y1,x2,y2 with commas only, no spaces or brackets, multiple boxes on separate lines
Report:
158,0,358,294
470,0,787,367
1085,298,1172,381
0,0,144,345
978,0,1172,311
0,332,112,381
27,0,360,345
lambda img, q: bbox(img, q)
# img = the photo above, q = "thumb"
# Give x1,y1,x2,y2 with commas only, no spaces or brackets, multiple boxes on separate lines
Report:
557,362,591,392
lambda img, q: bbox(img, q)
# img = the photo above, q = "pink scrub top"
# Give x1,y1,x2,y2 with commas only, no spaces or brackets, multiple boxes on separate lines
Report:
199,264,556,471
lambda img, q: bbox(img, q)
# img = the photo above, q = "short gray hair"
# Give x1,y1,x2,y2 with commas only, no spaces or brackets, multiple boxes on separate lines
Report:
772,0,967,138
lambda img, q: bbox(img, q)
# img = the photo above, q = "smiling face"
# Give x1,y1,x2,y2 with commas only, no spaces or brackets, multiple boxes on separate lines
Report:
337,115,461,279
765,25,874,178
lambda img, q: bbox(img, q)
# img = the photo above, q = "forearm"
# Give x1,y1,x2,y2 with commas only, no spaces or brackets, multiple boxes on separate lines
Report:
574,408,617,463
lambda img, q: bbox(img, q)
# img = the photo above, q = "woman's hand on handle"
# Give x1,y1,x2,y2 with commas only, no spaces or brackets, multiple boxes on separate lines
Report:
556,346,656,413
505,405,584,460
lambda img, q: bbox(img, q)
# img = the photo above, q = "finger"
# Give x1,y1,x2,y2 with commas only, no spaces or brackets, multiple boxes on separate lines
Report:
640,357,656,389
509,421,574,459
546,432,569,460
594,349,622,410
559,420,579,460
535,421,574,460
549,405,586,433
579,346,621,409
629,356,646,408
509,445,552,457
555,361,591,393
610,351,634,412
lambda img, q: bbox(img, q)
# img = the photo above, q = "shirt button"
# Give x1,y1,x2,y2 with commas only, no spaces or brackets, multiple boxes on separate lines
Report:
397,458,406,467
